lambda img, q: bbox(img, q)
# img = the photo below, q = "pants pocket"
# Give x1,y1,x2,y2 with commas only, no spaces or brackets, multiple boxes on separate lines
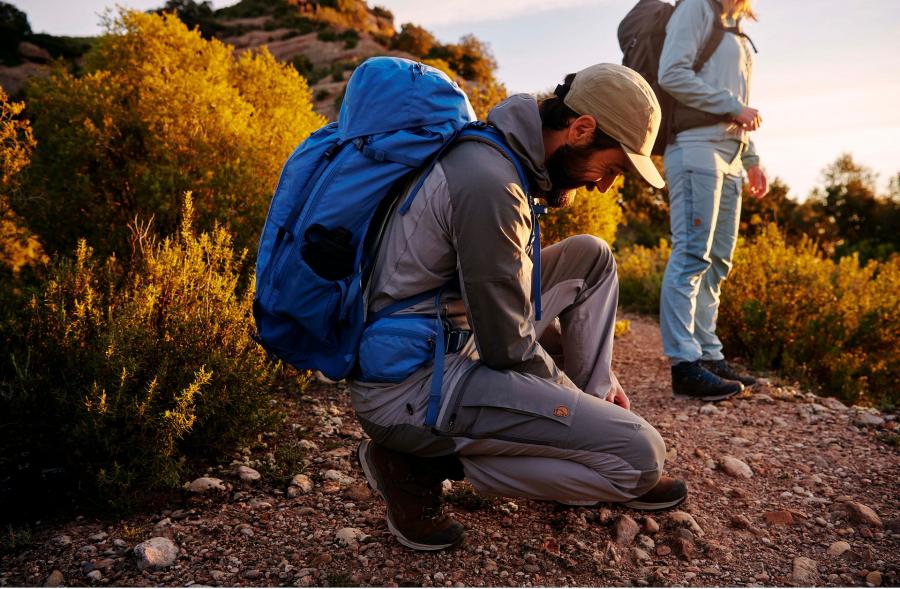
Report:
684,168,723,259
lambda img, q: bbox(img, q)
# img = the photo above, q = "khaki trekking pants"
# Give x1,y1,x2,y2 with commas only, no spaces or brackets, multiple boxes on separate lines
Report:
351,235,666,504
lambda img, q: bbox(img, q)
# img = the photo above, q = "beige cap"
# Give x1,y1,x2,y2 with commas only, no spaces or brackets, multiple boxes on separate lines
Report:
563,63,665,189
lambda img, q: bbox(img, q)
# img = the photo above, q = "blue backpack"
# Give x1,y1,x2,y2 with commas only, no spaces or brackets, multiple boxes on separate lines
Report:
254,56,543,424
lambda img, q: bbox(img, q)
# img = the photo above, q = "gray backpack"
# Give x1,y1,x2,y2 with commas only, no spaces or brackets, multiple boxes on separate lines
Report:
618,0,757,155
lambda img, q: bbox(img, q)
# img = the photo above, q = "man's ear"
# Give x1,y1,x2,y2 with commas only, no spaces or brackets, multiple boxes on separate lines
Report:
566,115,597,147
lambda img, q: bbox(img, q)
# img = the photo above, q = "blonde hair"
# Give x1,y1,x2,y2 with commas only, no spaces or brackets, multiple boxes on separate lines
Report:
722,0,757,21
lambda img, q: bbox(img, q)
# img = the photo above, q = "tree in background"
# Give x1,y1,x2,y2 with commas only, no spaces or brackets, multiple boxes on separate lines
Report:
16,10,325,259
393,22,436,56
0,1,31,66
154,0,217,38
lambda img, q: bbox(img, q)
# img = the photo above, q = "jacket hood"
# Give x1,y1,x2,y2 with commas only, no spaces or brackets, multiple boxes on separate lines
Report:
486,94,553,194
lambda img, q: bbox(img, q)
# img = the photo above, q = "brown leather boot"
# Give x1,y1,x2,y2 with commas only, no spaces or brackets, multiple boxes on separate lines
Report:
624,476,688,511
357,440,465,551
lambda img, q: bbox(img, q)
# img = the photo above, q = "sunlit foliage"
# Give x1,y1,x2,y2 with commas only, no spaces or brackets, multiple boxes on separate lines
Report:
0,197,280,511
541,184,624,247
19,10,325,258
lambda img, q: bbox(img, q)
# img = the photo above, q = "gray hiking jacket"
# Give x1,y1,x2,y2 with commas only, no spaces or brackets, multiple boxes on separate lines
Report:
357,94,575,392
658,0,761,169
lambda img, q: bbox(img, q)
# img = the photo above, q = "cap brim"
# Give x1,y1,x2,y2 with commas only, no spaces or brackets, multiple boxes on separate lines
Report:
624,148,665,189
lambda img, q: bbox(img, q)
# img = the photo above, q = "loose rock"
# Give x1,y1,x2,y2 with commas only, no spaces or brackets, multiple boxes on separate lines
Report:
827,541,852,557
288,474,314,497
134,537,179,571
614,515,640,545
236,465,261,482
44,570,65,587
839,501,883,527
668,511,704,536
866,571,882,586
323,469,354,485
86,570,102,581
763,510,794,526
720,456,753,479
792,556,819,585
186,477,226,493
643,516,660,534
335,527,367,546
853,413,884,427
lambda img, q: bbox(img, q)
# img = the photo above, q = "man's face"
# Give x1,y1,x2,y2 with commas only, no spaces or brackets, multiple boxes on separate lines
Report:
544,142,630,207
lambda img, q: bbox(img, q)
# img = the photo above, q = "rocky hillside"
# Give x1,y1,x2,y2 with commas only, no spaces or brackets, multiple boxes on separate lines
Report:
0,0,504,120
2,314,897,587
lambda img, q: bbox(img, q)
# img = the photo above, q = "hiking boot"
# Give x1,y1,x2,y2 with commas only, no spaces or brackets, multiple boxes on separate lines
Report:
700,359,757,387
671,360,743,401
624,476,688,511
357,440,465,551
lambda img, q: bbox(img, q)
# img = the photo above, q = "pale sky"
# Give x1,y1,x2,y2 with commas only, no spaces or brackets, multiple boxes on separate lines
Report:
11,0,900,198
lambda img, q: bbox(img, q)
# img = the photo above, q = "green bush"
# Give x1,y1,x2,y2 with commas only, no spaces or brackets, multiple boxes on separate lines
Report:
615,239,670,314
18,10,325,259
0,196,281,513
719,225,899,408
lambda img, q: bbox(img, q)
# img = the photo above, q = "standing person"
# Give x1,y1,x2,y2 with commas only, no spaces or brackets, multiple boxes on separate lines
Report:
354,64,688,551
658,0,768,401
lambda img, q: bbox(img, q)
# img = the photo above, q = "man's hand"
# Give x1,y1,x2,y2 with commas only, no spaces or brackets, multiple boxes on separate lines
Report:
604,371,631,411
746,165,768,199
733,106,761,131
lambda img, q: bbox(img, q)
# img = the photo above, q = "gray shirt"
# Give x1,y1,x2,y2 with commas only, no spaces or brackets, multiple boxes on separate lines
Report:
658,0,760,169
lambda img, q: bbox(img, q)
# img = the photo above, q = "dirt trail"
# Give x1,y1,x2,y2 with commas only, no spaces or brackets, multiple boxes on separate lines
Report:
2,314,898,587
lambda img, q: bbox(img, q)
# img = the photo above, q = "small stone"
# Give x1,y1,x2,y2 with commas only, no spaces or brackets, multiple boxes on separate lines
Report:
699,403,720,415
345,483,372,502
827,541,852,557
672,537,695,560
186,477,226,493
637,535,655,551
323,469,354,485
289,474,314,495
89,531,108,542
866,571,882,586
433,572,445,584
86,570,102,581
210,570,226,582
839,501,883,528
822,397,848,411
134,537,179,570
644,516,660,534
335,527,367,546
656,545,672,556
763,510,794,526
243,569,261,580
792,556,819,585
730,514,752,529
720,456,753,479
236,465,261,482
853,413,884,427
614,515,640,545
668,511,704,536
298,439,319,451
631,547,652,562
50,535,72,547
44,570,65,587
248,498,272,509
79,545,97,555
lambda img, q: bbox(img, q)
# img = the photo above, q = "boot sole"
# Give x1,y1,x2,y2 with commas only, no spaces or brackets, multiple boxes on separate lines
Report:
673,390,741,402
357,440,462,552
623,493,688,511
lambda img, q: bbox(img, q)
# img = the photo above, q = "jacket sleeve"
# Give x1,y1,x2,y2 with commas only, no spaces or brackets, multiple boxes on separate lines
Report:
444,146,577,389
658,0,744,117
742,139,760,170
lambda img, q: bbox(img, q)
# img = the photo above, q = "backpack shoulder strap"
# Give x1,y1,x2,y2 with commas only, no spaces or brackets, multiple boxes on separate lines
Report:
693,0,726,73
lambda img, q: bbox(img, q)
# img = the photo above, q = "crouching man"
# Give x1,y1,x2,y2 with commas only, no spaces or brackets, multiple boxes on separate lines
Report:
352,64,687,551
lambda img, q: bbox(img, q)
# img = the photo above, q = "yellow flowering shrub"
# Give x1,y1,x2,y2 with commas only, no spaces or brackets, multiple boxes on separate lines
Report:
616,238,671,314
540,184,623,247
0,197,282,510
719,224,899,408
19,10,325,258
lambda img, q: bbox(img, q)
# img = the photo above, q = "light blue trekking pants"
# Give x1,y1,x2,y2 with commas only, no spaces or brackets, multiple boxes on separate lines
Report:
660,139,744,364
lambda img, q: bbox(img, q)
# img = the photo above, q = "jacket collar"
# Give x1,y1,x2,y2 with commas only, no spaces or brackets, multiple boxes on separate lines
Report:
486,94,553,194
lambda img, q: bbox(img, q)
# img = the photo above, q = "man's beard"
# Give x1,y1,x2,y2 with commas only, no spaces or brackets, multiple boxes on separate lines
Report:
542,143,595,207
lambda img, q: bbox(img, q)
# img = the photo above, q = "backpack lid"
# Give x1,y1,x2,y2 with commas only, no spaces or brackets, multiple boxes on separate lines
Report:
337,57,475,141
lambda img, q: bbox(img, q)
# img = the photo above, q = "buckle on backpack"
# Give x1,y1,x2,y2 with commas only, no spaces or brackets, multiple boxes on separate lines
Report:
444,328,471,354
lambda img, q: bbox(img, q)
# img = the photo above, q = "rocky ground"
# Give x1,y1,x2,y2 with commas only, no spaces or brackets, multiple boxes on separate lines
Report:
2,313,898,588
